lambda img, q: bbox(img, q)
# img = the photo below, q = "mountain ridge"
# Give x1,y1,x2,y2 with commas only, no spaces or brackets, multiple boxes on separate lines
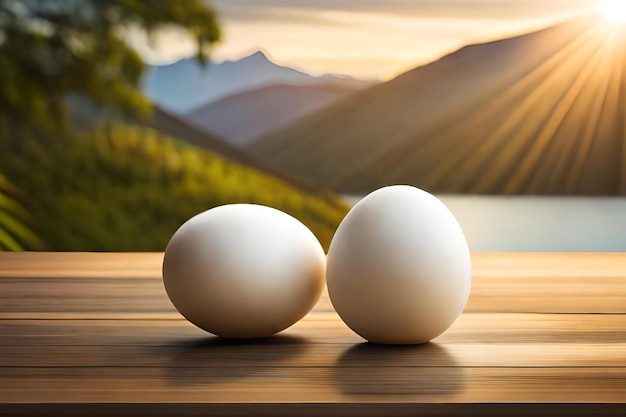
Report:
186,82,361,146
249,15,626,196
142,50,370,114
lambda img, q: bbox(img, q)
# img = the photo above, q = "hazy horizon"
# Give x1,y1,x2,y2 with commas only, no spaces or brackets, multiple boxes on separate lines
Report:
126,0,602,80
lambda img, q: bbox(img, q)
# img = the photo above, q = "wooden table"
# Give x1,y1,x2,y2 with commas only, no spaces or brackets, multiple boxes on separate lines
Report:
1,252,626,416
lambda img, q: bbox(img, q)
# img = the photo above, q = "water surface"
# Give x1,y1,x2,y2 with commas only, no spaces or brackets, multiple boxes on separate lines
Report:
343,195,626,252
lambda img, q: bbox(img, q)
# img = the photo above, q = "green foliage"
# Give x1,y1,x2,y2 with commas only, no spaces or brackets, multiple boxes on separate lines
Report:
0,0,221,249
0,173,41,250
0,0,348,252
0,121,349,251
0,0,220,128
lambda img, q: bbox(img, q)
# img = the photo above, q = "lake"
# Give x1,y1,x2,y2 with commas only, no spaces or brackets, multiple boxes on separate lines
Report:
343,195,626,252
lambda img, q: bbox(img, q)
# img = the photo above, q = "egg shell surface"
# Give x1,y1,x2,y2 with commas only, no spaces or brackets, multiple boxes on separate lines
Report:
162,204,326,338
326,185,471,344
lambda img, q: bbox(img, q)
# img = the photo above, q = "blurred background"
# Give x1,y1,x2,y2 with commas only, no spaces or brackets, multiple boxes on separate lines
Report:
1,0,625,252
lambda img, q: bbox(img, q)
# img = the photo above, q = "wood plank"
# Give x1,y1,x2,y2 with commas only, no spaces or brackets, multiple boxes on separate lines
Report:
2,252,626,314
1,367,626,403
0,252,163,278
2,313,626,346
470,252,626,278
2,340,626,368
2,274,625,315
0,278,177,314
2,252,626,279
2,252,625,277
1,314,626,368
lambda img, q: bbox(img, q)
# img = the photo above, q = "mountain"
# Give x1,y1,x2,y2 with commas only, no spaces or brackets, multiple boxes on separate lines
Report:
144,106,329,192
142,50,370,114
249,15,626,196
185,83,361,146
145,105,263,165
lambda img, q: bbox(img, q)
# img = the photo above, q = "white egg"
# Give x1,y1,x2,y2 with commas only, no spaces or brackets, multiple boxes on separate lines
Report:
162,204,326,338
327,185,471,344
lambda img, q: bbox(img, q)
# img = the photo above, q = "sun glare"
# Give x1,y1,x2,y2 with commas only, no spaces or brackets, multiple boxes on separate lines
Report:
601,0,626,22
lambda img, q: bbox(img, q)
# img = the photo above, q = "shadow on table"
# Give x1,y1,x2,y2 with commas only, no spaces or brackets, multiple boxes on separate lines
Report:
334,342,465,397
166,335,307,386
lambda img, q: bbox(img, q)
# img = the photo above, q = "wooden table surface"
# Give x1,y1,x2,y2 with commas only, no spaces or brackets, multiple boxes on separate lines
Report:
1,252,626,416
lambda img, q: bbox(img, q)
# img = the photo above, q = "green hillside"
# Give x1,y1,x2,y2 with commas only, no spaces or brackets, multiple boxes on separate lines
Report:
0,120,349,251
0,173,41,250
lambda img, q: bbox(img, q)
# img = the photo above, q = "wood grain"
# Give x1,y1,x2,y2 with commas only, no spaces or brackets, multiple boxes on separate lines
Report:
1,252,626,416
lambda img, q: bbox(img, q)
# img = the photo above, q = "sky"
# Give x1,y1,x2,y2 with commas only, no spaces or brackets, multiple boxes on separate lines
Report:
131,0,603,80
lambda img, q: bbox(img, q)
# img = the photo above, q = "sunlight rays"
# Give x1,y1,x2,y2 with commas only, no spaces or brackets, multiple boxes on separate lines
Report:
414,21,605,192
253,14,626,195
389,25,597,192
401,17,626,195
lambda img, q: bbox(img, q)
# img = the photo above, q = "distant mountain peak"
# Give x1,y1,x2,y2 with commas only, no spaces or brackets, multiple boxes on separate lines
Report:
142,48,372,114
245,49,272,61
237,49,283,70
218,49,273,66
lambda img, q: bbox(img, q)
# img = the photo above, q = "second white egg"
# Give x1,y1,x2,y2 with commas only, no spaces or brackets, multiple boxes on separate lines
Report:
327,185,471,344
